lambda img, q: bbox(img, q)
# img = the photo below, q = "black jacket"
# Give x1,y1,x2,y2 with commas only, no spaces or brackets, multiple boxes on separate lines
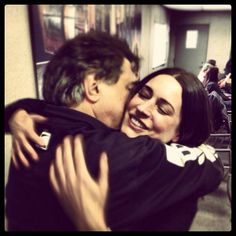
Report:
5,99,224,231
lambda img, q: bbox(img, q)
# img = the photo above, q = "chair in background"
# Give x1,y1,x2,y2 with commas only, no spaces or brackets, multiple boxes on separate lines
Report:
206,110,231,202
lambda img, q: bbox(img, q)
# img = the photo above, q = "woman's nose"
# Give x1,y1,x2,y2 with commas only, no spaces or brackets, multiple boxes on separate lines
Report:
136,101,154,117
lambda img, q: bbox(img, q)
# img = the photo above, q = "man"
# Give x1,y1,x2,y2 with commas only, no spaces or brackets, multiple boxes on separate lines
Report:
5,31,223,231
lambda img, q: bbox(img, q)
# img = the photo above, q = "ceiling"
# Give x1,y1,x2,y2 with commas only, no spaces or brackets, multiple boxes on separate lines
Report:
163,4,231,11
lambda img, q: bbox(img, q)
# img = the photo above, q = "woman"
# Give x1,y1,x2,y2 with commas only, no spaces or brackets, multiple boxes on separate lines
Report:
202,66,231,131
202,65,219,87
48,68,215,231
121,68,211,145
203,66,230,102
6,68,220,231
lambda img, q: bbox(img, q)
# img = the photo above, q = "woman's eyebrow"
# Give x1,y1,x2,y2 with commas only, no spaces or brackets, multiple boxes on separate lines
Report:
142,84,153,93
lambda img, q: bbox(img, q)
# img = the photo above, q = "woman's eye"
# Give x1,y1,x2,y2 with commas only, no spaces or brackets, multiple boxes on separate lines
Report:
138,87,152,99
158,106,171,115
156,99,174,116
138,91,149,99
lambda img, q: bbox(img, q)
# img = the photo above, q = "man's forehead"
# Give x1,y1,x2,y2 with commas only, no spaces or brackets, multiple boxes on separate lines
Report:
122,58,138,72
131,61,139,73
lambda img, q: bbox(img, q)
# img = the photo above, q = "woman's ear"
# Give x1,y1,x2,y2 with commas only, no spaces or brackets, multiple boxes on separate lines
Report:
83,74,100,103
171,132,180,143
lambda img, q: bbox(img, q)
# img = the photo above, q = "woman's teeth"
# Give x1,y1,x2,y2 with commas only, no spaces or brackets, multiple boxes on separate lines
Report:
130,116,147,129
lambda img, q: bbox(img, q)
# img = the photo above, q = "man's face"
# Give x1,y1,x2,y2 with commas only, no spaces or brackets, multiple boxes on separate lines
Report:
95,58,138,129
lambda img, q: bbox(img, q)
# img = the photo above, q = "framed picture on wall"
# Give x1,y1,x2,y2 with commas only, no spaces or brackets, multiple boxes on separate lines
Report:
28,4,142,99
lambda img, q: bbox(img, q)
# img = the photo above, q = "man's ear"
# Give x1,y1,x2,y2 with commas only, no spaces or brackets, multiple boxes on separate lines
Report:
83,74,100,103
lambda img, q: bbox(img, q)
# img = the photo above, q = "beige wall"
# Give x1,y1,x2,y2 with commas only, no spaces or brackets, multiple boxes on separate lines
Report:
140,5,170,77
5,5,36,105
5,5,36,185
169,11,231,72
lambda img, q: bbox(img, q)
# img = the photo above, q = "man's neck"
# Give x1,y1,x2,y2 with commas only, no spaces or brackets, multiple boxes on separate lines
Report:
69,101,95,119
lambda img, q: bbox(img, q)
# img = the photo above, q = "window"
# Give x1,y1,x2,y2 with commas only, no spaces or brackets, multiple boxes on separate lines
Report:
152,23,169,69
186,30,198,49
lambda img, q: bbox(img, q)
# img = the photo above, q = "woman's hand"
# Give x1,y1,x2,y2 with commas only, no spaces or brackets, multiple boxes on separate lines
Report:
9,109,47,169
49,135,110,231
218,73,231,88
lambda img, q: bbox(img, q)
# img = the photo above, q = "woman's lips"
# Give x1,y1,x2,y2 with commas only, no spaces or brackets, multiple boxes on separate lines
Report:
128,114,149,132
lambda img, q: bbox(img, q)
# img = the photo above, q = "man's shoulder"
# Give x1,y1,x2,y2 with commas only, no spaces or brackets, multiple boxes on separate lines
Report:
106,132,164,149
96,132,166,164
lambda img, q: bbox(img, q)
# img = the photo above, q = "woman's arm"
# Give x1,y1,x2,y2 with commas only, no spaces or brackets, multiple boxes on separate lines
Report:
5,98,46,132
5,99,48,168
49,135,111,231
218,73,231,88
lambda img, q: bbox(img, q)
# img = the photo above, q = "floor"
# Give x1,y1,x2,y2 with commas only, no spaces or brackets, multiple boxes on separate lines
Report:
190,124,232,231
189,177,231,231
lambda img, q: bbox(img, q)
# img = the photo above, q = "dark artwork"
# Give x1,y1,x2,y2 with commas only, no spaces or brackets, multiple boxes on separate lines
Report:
29,5,141,98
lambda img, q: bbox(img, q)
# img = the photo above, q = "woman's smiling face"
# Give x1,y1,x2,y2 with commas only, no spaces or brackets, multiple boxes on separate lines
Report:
121,74,182,143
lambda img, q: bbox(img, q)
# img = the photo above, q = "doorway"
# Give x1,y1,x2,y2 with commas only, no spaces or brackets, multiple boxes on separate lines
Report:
174,24,209,76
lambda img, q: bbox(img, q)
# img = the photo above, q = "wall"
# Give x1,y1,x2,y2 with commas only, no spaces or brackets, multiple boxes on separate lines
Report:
141,5,170,77
5,5,36,185
5,5,36,105
168,11,231,72
139,5,150,78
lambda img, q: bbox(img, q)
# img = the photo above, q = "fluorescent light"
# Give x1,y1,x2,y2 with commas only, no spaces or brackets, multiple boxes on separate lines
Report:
164,5,231,11
202,5,231,11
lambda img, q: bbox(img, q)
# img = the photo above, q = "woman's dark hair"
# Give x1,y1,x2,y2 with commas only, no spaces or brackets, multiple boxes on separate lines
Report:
129,67,212,147
43,31,140,106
